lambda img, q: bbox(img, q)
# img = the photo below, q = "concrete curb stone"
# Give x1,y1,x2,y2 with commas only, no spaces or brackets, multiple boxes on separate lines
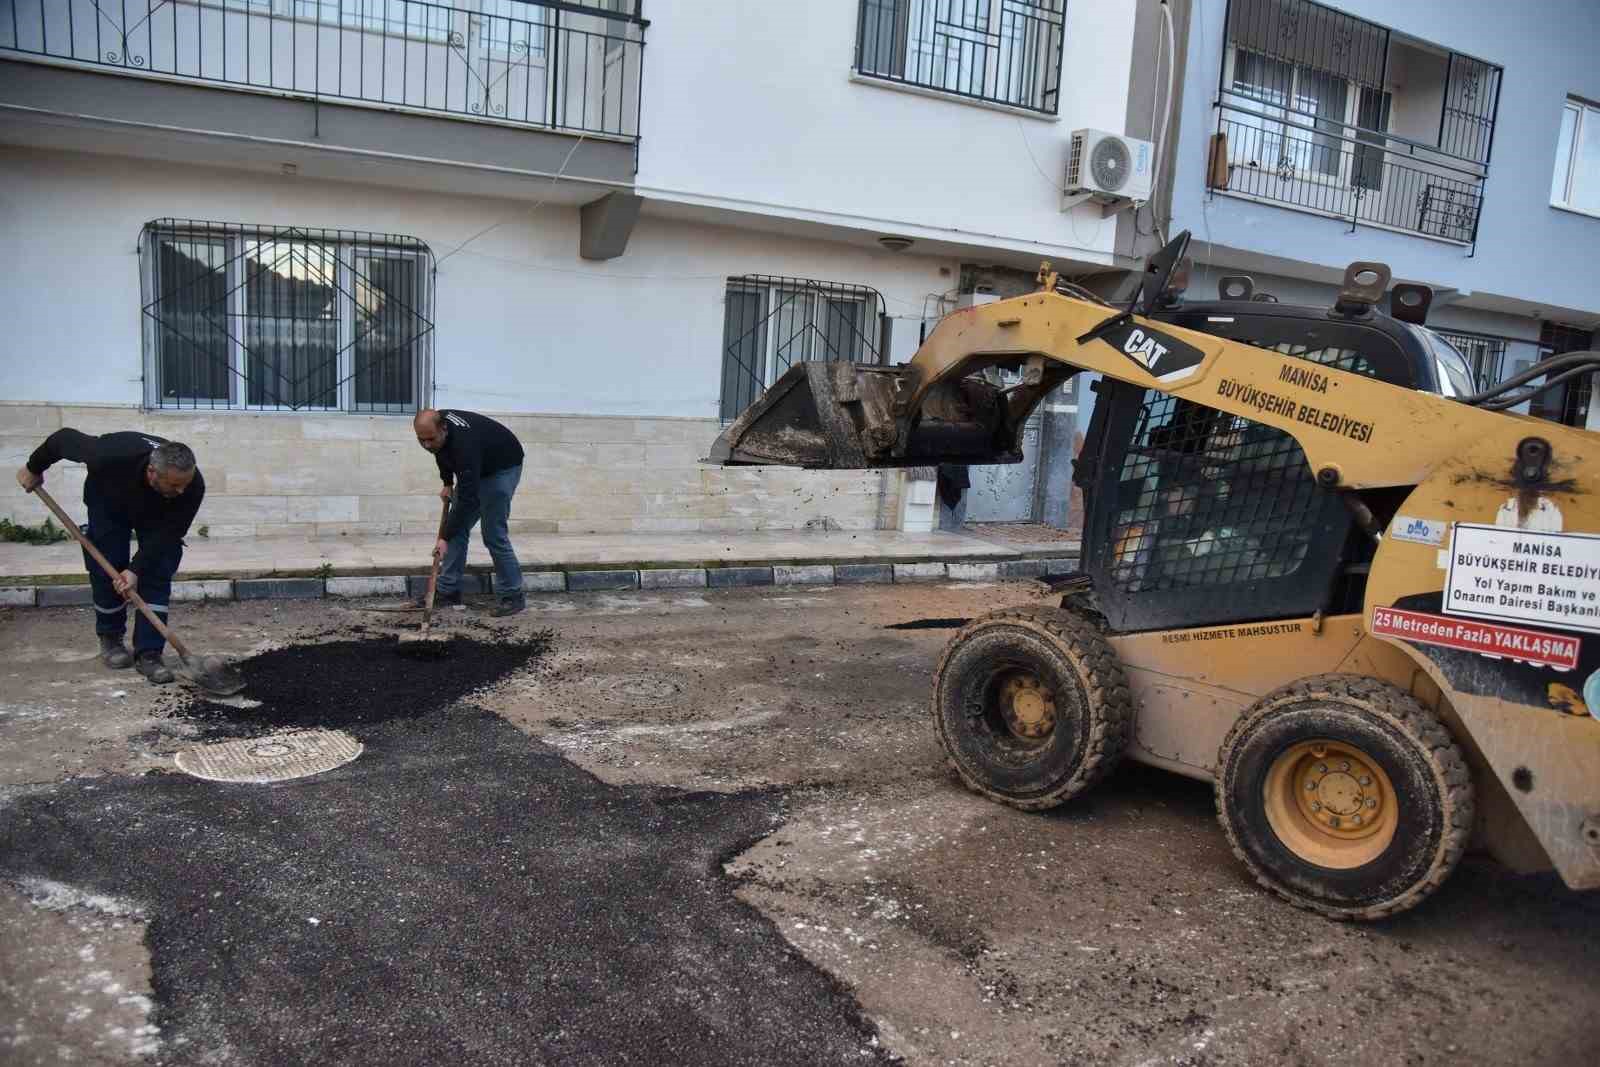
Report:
640,568,708,590
893,562,947,583
37,586,95,607
326,576,408,598
773,565,833,586
835,563,895,584
235,578,326,600
707,566,774,589
946,562,1001,582
568,570,640,593
0,587,38,607
171,580,235,602
999,560,1048,579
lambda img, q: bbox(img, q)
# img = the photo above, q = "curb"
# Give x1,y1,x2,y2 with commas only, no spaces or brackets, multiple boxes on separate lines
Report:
0,556,1081,608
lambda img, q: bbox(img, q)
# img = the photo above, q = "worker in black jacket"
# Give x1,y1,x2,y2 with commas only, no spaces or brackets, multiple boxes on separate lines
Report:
16,430,205,683
413,409,526,616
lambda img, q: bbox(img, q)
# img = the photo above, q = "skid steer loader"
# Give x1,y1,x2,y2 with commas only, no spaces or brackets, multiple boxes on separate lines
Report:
712,232,1600,920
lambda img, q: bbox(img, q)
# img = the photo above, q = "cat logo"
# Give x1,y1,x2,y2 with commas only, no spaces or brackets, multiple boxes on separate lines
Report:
1122,329,1170,371
1097,321,1207,383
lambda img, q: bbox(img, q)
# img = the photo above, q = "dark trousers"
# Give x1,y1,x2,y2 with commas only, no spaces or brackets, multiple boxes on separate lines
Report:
82,480,183,655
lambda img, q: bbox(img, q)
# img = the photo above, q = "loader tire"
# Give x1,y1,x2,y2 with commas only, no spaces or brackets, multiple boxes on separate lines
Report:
1215,674,1474,921
932,606,1132,811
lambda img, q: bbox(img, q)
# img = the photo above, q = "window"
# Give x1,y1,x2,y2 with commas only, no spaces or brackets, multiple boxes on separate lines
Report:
1428,330,1505,392
719,276,885,422
141,221,434,413
1552,98,1600,216
1225,48,1388,185
856,0,1066,114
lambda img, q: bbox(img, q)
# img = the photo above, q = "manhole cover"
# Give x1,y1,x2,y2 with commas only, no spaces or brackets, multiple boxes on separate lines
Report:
174,729,363,784
591,675,685,708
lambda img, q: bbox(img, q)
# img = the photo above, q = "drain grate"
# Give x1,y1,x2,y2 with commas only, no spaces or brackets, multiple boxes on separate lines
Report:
174,729,363,784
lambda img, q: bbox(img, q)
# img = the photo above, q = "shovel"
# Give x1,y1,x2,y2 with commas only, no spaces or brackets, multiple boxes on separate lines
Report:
31,486,246,696
398,498,452,654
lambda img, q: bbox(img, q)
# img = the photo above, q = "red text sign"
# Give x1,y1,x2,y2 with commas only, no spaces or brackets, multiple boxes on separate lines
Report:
1370,606,1580,671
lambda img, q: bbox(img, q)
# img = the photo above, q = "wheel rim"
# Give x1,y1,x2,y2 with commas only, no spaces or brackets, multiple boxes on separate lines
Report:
982,668,1058,748
1262,740,1399,870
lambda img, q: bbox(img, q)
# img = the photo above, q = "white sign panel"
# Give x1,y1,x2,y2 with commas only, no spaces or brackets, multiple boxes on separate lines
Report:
1444,524,1600,633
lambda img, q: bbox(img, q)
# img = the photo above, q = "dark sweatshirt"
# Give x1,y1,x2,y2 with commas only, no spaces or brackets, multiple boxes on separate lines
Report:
433,410,525,540
27,429,206,576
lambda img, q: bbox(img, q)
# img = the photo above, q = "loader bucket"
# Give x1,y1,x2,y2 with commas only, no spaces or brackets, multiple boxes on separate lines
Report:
710,361,1022,470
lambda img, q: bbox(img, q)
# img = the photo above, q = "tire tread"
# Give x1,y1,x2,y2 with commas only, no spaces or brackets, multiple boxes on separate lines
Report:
1214,673,1475,921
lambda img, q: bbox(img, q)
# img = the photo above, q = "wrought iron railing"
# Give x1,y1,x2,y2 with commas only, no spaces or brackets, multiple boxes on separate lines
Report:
720,276,887,423
1213,0,1501,247
855,0,1064,114
2,0,645,139
1213,111,1486,243
140,219,435,413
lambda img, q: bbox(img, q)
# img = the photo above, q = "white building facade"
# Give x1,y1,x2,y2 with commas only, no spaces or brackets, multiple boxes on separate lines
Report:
0,0,1166,538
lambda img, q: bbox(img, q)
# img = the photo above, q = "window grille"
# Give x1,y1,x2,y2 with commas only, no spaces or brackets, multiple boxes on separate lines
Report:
140,220,435,413
719,276,887,422
856,0,1066,114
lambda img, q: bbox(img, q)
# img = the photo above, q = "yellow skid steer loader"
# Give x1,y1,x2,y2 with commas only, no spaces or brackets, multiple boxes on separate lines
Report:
712,232,1600,920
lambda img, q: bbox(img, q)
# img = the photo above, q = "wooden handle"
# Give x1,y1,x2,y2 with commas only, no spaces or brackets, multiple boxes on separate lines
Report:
31,485,189,657
421,498,451,633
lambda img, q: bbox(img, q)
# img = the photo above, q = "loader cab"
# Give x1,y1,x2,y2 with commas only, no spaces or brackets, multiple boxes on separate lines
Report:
1074,273,1443,634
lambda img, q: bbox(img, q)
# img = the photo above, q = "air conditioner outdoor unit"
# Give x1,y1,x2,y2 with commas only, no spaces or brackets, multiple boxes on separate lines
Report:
1062,128,1153,214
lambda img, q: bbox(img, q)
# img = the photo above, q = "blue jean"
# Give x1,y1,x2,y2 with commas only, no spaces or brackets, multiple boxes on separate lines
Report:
82,479,183,655
438,464,523,599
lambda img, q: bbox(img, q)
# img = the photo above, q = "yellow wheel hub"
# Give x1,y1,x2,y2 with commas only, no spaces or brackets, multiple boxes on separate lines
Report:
1262,740,1398,870
998,673,1056,742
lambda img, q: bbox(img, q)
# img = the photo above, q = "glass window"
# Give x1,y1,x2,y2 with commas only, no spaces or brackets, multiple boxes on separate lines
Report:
719,277,883,422
1553,98,1600,214
142,223,433,413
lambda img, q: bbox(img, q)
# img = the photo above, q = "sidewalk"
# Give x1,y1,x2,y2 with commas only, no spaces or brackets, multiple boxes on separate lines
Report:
0,526,1082,605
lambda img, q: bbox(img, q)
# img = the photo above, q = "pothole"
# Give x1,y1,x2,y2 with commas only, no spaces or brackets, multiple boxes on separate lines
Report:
173,728,363,784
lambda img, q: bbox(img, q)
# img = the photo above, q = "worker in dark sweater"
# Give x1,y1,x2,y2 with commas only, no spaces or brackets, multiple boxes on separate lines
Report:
16,430,205,683
412,409,526,616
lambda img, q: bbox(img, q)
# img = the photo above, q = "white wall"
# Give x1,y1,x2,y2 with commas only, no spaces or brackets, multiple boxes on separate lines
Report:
0,148,957,414
634,0,1137,263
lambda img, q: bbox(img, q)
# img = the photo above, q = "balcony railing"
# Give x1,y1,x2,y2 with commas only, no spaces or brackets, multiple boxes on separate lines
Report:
1212,0,1501,249
1213,109,1487,244
2,0,645,140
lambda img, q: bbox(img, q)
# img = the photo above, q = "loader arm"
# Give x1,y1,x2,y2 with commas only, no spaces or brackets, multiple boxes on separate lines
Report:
713,285,1520,492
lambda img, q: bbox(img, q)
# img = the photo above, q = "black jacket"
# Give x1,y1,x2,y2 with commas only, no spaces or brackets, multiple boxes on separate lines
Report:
28,429,206,576
433,410,525,540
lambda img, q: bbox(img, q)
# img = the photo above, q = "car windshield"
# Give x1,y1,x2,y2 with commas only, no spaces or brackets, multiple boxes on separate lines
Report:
1421,328,1479,398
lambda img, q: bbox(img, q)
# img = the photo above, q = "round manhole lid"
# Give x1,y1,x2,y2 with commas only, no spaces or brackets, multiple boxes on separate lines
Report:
174,728,363,784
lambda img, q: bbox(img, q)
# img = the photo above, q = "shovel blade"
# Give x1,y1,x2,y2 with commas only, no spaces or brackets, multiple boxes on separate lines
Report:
180,652,246,697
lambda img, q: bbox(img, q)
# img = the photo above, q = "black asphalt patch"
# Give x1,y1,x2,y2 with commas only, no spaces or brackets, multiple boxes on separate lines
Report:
884,618,970,630
1,711,893,1065
163,633,554,741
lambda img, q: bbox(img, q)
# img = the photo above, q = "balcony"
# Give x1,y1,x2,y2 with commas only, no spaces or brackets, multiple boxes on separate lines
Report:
1,0,645,140
1207,0,1501,249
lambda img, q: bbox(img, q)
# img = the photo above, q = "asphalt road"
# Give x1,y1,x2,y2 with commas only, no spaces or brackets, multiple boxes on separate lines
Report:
2,584,1598,1066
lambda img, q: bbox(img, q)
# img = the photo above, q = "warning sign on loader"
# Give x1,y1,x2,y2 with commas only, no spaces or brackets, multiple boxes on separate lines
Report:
1444,524,1600,634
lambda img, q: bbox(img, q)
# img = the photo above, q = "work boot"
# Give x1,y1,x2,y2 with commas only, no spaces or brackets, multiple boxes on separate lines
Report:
98,634,134,670
411,589,464,609
492,596,527,618
135,651,175,685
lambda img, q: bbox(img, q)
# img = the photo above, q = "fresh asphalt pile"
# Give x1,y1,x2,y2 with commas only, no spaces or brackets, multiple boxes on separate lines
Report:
162,629,555,741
